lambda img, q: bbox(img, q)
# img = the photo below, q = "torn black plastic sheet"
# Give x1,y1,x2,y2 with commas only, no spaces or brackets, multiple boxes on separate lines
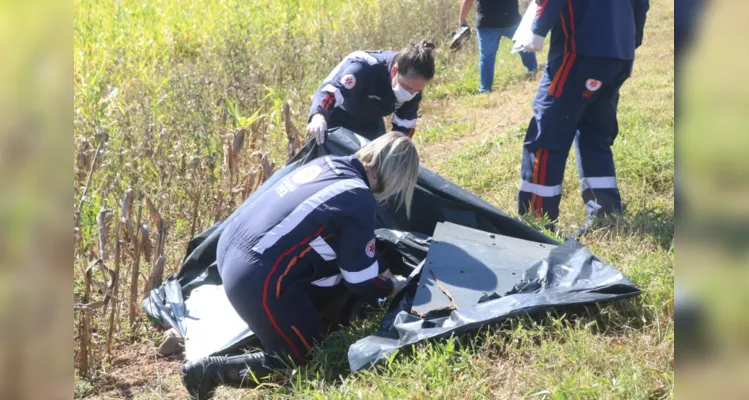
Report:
347,239,641,371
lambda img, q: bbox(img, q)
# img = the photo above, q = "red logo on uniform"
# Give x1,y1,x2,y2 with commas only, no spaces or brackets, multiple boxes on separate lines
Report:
585,79,602,92
365,239,376,258
340,74,357,89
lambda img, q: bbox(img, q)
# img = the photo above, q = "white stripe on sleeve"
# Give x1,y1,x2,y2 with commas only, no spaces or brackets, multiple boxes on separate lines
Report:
309,236,336,261
340,260,379,284
311,274,342,287
252,179,367,254
392,114,416,129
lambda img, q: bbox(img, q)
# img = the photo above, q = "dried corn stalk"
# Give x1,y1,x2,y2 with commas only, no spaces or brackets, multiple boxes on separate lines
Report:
76,139,93,184
283,101,301,160
76,262,95,377
129,205,143,328
145,255,166,297
121,188,134,243
140,224,152,263
97,208,112,262
106,218,121,359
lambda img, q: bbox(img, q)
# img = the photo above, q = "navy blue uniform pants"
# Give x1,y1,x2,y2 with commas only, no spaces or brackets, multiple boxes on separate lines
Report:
518,54,633,224
218,244,330,368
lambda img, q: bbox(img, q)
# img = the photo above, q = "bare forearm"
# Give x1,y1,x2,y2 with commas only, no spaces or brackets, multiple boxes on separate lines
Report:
459,0,474,25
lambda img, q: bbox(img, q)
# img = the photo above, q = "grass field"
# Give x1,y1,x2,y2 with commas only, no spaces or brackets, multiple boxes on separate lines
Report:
73,0,674,398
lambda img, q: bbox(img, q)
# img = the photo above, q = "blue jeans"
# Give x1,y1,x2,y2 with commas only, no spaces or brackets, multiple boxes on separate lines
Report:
477,23,538,92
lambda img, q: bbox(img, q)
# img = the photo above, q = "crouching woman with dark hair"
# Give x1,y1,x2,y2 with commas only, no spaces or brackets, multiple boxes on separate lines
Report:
306,41,436,144
181,132,419,399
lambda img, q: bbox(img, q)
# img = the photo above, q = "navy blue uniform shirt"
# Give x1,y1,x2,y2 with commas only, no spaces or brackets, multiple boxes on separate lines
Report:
532,0,649,61
310,51,420,137
218,155,394,299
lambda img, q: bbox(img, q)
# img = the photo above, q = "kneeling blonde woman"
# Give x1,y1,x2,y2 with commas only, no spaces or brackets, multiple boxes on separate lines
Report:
182,132,419,399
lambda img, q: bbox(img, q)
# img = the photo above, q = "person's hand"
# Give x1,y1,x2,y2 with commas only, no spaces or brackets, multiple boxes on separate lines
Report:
519,33,545,53
389,275,408,298
306,114,327,144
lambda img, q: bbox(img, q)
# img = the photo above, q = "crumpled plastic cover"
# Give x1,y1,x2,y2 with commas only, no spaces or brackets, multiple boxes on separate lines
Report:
347,238,640,371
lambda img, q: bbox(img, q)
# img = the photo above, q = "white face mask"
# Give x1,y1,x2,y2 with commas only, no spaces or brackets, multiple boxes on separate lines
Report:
392,78,417,103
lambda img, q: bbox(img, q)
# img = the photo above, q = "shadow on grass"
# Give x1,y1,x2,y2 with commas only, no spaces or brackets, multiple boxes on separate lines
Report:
573,207,674,252
435,294,669,360
622,207,675,251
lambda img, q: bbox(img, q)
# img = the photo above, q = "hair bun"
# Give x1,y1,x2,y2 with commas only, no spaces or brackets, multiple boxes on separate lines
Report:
420,40,436,51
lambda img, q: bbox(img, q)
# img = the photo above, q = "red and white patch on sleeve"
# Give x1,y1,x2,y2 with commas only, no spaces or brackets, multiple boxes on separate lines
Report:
340,74,356,89
365,238,376,258
321,92,335,110
585,79,603,92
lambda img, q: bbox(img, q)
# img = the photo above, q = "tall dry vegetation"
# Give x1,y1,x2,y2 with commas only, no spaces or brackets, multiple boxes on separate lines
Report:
73,0,460,383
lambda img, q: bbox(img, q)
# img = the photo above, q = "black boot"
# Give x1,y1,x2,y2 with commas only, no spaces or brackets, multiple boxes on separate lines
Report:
180,352,277,399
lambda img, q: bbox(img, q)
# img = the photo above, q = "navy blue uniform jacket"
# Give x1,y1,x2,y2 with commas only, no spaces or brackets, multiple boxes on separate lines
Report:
532,0,649,61
217,155,394,300
309,51,420,137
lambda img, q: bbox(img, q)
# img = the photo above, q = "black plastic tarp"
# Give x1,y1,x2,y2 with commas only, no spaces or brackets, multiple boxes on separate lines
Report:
348,222,641,371
142,128,639,369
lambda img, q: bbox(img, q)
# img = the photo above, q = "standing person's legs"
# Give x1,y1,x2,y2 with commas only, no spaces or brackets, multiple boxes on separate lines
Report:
518,55,590,227
574,61,632,224
476,28,501,92
499,22,538,73
518,50,538,73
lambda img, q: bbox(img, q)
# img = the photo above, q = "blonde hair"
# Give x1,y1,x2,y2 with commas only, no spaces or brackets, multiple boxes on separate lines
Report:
356,132,420,217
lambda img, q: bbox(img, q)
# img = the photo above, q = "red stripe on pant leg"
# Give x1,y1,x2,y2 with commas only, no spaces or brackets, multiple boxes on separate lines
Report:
263,247,304,364
548,53,569,96
567,0,577,53
548,14,570,96
551,5,576,98
262,226,325,364
276,256,298,299
560,13,569,55
290,325,312,352
554,52,576,98
536,150,549,217
276,227,325,299
530,149,542,213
